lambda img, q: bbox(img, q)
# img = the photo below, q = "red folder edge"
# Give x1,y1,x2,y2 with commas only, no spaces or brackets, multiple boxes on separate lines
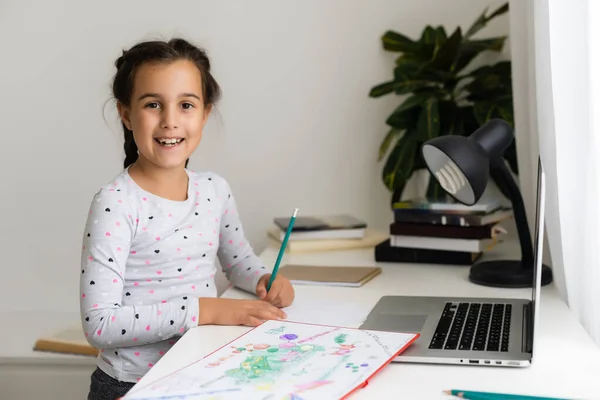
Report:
122,321,420,399
340,331,420,399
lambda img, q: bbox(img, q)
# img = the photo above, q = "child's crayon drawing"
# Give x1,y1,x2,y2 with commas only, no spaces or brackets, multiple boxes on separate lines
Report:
122,320,418,400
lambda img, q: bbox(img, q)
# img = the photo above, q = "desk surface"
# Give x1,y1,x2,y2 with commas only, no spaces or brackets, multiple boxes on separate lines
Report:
133,244,600,399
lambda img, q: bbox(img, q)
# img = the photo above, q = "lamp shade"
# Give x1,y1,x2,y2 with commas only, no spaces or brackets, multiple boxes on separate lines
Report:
421,136,489,205
420,119,514,206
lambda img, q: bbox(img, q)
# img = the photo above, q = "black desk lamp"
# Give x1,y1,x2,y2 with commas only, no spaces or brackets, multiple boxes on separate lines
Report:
420,119,552,288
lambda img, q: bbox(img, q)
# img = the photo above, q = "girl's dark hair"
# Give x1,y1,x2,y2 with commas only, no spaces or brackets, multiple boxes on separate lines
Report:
112,37,221,169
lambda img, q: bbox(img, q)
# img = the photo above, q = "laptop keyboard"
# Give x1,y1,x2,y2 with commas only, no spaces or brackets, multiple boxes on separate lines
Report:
428,302,512,352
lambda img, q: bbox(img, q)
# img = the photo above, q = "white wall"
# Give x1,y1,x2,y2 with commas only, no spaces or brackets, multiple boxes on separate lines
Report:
0,0,510,313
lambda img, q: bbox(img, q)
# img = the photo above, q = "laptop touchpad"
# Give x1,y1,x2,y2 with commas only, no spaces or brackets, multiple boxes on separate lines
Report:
373,314,428,333
395,315,428,332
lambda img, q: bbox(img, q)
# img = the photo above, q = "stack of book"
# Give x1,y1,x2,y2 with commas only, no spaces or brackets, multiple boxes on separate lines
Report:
267,214,388,254
375,198,513,265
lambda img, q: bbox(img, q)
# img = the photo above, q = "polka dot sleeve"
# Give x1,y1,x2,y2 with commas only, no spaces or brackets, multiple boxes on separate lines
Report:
79,189,199,349
213,176,268,294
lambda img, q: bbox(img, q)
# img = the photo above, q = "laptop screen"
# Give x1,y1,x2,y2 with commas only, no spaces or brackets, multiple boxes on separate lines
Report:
530,157,546,356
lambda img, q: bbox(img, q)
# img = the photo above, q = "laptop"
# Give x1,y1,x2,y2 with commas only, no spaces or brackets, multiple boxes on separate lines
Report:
360,157,546,367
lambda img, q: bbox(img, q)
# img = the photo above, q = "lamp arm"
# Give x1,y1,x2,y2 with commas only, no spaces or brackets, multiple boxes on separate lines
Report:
488,158,534,267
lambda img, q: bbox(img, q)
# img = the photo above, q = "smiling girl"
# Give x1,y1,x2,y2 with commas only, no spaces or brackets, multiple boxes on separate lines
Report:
80,38,295,400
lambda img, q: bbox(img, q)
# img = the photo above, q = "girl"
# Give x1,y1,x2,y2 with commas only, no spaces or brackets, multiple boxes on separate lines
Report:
81,37,295,400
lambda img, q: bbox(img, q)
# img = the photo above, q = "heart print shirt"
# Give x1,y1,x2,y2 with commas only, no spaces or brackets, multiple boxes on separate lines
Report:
79,168,268,383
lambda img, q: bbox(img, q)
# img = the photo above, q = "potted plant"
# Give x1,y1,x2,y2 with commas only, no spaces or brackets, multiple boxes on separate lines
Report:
369,2,517,206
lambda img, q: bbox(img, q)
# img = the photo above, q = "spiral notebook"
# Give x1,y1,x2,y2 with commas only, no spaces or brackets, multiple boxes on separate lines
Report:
279,265,382,287
122,319,418,400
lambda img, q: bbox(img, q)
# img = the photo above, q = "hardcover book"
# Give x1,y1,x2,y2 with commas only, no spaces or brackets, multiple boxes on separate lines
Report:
279,265,382,287
273,214,367,232
389,222,506,239
392,207,513,227
374,239,480,265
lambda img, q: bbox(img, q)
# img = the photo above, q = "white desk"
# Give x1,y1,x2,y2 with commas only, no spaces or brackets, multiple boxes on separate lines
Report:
134,243,600,399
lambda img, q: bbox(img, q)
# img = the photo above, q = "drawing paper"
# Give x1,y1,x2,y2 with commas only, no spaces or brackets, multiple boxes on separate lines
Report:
123,320,418,399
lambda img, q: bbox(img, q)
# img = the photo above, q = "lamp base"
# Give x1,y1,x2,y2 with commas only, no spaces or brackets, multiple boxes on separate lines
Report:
468,260,553,288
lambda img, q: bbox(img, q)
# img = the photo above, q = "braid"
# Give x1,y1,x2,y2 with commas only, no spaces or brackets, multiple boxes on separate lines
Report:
123,126,138,169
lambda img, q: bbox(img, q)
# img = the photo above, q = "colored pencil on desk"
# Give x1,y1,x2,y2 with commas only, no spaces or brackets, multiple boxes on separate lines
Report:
444,389,570,400
267,208,298,292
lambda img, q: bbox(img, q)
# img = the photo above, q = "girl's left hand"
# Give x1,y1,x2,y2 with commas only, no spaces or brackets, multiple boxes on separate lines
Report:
256,274,295,308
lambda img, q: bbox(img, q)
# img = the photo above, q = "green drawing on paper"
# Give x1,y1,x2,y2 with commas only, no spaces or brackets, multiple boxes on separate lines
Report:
292,366,308,376
265,325,286,334
209,329,370,388
334,333,347,344
224,337,327,385
319,354,350,381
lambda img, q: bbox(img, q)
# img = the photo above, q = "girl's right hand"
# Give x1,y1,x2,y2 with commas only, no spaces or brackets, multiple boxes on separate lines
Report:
198,298,287,327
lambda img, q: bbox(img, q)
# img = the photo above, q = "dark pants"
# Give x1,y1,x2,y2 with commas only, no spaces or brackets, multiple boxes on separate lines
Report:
87,367,136,400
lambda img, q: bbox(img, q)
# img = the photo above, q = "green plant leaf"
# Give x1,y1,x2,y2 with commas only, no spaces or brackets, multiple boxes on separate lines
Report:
493,60,512,76
458,105,480,135
488,3,510,20
464,3,509,39
435,26,447,42
463,37,506,53
378,128,402,161
437,100,460,135
385,95,428,129
382,132,417,192
413,145,427,170
392,93,429,114
412,86,451,98
394,80,433,95
468,60,511,78
496,96,514,125
386,112,410,129
418,25,447,60
430,27,462,71
420,25,436,45
374,60,437,95
464,6,490,39
369,81,398,97
473,102,496,125
369,78,432,97
395,53,421,67
393,61,423,81
381,30,418,53
418,64,456,83
453,37,506,73
417,97,440,141
463,61,512,103
393,59,449,86
386,110,413,129
470,61,513,95
433,26,448,58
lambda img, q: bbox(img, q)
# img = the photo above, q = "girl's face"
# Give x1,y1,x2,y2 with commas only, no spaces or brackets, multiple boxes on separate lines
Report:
118,59,210,171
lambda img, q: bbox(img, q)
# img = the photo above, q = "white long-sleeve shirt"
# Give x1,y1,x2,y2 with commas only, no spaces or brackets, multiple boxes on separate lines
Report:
79,168,267,382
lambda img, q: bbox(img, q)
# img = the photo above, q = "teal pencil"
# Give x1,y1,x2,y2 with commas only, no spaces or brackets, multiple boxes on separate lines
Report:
445,389,570,400
266,208,298,292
